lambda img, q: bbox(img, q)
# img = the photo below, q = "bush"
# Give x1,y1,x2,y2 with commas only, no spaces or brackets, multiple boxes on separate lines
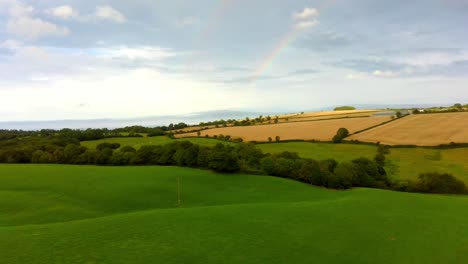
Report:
332,128,349,143
96,143,120,151
414,173,467,194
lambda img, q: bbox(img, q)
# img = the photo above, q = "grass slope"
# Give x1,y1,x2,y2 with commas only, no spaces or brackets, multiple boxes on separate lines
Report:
80,136,230,149
1,165,468,263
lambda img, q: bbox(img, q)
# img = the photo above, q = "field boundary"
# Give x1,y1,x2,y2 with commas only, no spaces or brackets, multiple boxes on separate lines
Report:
348,114,408,136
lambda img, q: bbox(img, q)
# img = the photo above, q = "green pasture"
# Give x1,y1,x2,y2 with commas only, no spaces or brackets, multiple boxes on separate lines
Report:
1,164,468,263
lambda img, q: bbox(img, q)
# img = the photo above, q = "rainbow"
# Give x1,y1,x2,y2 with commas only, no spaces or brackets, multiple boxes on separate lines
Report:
249,28,300,82
249,0,337,83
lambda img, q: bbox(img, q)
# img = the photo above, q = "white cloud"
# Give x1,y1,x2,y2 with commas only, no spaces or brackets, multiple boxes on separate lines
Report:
294,20,319,29
346,72,368,80
95,5,126,23
47,5,78,20
292,7,319,30
95,46,176,61
7,16,69,39
1,0,70,39
293,8,319,20
373,70,397,78
393,51,468,67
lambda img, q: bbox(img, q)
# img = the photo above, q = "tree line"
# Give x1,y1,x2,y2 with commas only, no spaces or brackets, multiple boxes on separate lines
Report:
0,134,465,194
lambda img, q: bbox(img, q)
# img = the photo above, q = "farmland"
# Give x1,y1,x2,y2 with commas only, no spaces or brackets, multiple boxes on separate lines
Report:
79,136,468,184
177,116,392,142
258,142,468,183
1,164,468,263
171,109,383,133
348,112,468,146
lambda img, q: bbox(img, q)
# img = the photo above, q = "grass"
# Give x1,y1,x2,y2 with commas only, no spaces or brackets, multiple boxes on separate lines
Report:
1,164,468,263
258,142,378,162
81,137,468,183
80,136,230,149
259,142,468,183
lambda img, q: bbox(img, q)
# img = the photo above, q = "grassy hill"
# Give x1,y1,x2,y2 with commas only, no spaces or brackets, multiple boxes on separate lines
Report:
1,164,468,263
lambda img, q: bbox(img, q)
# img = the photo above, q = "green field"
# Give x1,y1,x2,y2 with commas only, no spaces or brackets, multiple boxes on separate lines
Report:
80,136,232,149
81,137,468,183
1,164,468,263
258,142,468,183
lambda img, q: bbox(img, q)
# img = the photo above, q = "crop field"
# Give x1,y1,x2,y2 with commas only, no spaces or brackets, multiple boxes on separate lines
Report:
259,142,468,183
277,109,380,120
80,136,231,149
1,164,468,263
177,116,392,142
171,110,383,133
348,112,468,146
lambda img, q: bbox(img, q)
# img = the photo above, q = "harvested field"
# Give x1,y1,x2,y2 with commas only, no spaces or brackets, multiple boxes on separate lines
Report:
348,112,468,146
172,110,383,133
177,116,392,142
279,109,379,119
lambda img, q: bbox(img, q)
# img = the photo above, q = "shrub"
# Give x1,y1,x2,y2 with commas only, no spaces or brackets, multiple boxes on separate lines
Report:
332,128,349,143
414,173,467,194
96,143,120,151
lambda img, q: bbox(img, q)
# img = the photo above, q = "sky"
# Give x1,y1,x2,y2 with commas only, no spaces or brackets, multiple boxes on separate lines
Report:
0,0,467,121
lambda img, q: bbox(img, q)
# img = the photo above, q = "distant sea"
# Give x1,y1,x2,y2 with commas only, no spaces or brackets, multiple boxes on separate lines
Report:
0,110,272,130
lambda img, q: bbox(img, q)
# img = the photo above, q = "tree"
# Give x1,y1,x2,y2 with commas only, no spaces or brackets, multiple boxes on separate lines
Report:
334,106,356,111
332,128,349,143
454,103,462,109
207,144,240,173
374,152,386,167
64,144,83,164
268,137,273,142
120,146,136,153
96,143,120,151
299,159,324,185
415,173,467,194
396,111,403,118
96,148,114,165
275,136,280,142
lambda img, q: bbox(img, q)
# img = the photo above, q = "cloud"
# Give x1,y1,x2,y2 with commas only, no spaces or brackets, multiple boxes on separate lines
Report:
292,7,319,30
346,72,369,80
288,69,318,75
373,70,397,78
2,1,70,39
7,16,70,39
294,20,319,29
293,8,319,20
298,30,352,50
95,6,126,23
95,46,176,61
46,5,78,20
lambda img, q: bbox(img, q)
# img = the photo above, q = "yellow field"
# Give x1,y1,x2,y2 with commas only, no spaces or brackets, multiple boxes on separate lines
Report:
177,116,392,142
172,110,383,133
348,112,468,146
